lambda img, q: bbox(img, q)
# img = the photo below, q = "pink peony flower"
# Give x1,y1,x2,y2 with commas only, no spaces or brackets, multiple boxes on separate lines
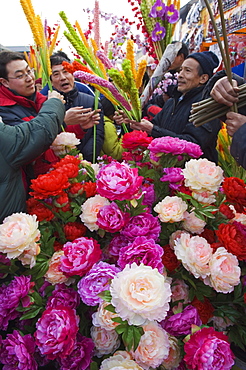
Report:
96,162,143,201
171,279,190,304
148,136,186,156
100,354,144,369
92,301,120,331
58,333,94,370
118,236,164,273
44,251,70,285
184,327,235,370
97,202,130,233
120,213,161,242
182,211,206,234
90,326,120,357
0,330,38,370
80,194,110,232
132,321,170,370
110,263,171,325
35,306,79,360
154,196,188,223
174,234,213,279
46,283,80,310
182,158,224,193
60,236,102,277
205,247,241,293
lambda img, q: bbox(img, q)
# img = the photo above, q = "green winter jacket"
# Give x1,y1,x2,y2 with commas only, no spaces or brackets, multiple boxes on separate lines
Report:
100,117,124,161
0,98,65,223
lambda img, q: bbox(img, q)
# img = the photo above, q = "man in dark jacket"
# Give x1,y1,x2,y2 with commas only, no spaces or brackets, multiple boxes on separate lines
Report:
209,72,246,169
128,51,221,163
49,51,104,162
0,92,65,223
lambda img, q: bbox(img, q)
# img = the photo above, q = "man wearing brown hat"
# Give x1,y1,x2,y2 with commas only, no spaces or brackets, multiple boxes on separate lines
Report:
125,51,221,163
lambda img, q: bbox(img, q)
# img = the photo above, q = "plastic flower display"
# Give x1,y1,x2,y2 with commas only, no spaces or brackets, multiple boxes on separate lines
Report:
0,132,245,369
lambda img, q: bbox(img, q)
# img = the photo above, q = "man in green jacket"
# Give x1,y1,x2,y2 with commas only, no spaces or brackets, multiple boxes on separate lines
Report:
0,91,65,223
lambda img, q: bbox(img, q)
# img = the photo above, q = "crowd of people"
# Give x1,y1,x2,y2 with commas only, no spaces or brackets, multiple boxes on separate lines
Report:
0,45,245,222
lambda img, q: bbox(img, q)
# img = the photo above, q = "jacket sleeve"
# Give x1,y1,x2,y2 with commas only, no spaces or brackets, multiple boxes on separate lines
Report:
77,103,105,162
0,98,65,168
230,122,246,169
101,117,124,160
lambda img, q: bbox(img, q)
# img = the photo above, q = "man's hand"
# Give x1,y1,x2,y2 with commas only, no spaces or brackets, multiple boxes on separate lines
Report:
211,77,239,106
225,112,246,136
48,90,65,104
113,110,130,125
130,118,153,135
64,107,101,130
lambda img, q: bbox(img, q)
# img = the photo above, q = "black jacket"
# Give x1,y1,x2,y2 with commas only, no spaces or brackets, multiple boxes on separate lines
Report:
150,85,221,163
55,86,104,163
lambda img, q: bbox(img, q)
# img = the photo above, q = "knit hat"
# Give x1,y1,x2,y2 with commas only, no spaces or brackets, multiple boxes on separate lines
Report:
186,51,219,78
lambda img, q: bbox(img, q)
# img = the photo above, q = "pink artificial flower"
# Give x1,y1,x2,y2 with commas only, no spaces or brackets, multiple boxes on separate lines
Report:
96,162,143,201
35,306,79,360
97,202,130,232
60,236,102,277
184,327,235,370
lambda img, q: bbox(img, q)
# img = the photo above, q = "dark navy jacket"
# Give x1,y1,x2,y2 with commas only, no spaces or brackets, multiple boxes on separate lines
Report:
151,85,221,163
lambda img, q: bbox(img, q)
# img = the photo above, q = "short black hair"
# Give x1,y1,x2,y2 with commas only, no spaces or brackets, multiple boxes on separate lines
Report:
0,51,26,79
100,96,115,118
172,41,189,59
50,51,71,67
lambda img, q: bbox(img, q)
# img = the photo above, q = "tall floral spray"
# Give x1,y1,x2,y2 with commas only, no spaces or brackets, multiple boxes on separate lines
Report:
20,0,60,90
140,0,180,60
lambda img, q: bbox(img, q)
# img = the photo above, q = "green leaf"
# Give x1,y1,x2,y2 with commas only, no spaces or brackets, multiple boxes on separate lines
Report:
20,306,43,320
133,326,144,351
90,362,99,370
104,304,116,313
115,323,128,335
31,291,43,306
97,290,112,302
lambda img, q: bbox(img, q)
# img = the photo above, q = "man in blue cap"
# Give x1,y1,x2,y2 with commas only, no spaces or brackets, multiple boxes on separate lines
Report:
121,51,221,163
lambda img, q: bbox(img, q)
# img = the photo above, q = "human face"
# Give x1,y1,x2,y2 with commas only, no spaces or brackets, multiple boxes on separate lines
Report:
1,60,35,97
51,64,74,93
177,58,208,95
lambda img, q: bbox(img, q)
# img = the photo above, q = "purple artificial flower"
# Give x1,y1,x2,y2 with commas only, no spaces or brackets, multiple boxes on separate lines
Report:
142,183,156,208
104,234,129,262
0,275,34,330
96,202,130,233
161,167,184,183
161,305,202,336
118,236,164,273
0,330,38,370
77,261,121,306
96,50,114,69
58,333,94,370
183,141,203,158
152,22,166,42
149,0,166,18
165,4,180,23
120,213,161,242
46,283,80,310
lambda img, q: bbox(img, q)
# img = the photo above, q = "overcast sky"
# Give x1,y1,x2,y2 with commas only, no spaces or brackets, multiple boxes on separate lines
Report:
1,0,187,49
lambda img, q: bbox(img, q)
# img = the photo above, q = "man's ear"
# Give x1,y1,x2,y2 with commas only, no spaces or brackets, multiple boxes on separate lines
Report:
199,74,209,85
0,78,9,88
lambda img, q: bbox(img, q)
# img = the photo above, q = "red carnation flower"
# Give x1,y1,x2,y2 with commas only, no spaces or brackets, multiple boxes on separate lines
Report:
162,244,180,272
30,170,70,199
55,163,79,179
219,203,235,219
191,297,214,325
122,130,153,150
69,183,84,197
200,228,216,244
53,192,69,208
64,222,86,241
216,222,246,260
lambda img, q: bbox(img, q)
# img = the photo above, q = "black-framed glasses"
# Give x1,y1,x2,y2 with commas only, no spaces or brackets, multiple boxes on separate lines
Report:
8,68,35,81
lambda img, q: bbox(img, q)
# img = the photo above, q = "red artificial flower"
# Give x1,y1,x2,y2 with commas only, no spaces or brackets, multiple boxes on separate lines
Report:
83,181,97,198
53,240,63,252
162,244,180,272
200,228,216,245
244,293,246,304
191,297,214,325
122,130,153,150
53,155,80,179
26,198,54,222
68,183,84,197
30,170,70,199
222,177,246,211
219,203,235,219
53,192,69,208
62,61,75,74
216,222,246,260
54,155,81,167
72,60,94,74
64,222,87,241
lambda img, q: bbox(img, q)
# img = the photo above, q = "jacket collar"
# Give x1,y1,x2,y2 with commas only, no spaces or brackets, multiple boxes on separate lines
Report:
0,84,46,111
